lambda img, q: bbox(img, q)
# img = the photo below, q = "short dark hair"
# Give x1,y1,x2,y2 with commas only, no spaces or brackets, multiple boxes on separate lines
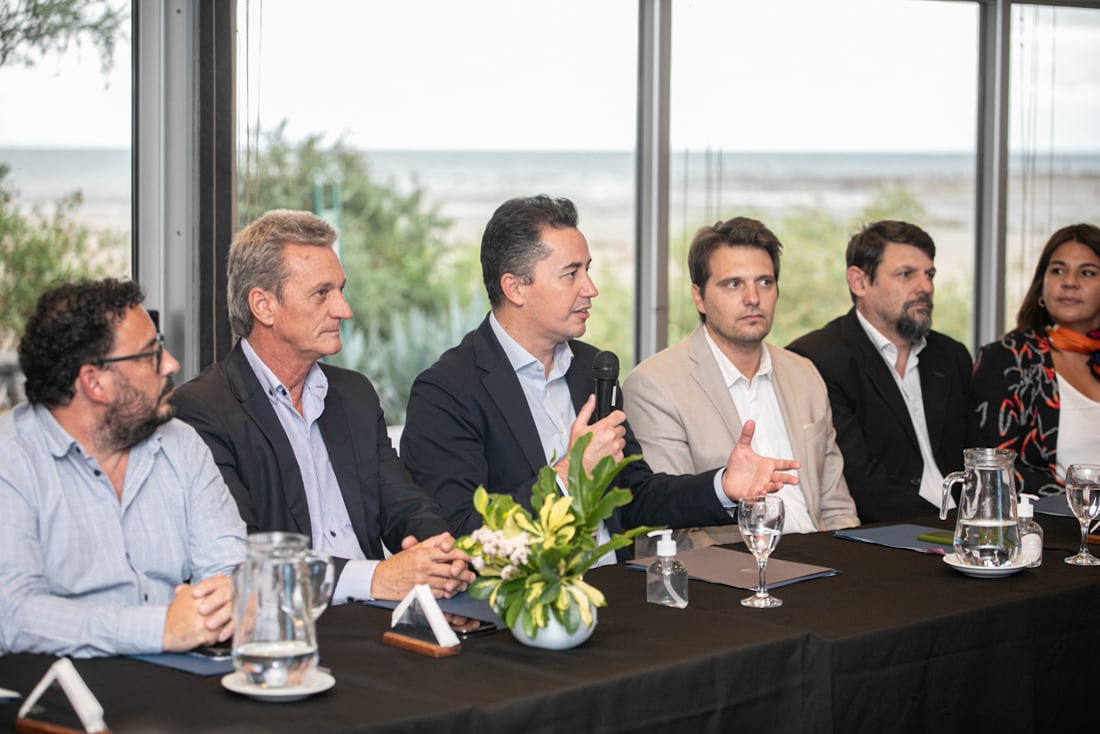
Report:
1016,222,1100,333
19,278,146,407
687,217,782,324
227,209,338,338
480,195,579,307
846,220,936,302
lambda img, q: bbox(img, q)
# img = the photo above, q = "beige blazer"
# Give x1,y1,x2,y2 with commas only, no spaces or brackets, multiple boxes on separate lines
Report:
623,325,859,546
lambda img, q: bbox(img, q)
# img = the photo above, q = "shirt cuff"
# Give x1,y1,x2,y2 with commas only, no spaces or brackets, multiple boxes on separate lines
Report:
129,605,171,655
713,467,737,509
332,559,380,604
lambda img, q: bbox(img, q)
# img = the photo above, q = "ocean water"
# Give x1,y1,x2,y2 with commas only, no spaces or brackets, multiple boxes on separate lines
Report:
3,147,1097,242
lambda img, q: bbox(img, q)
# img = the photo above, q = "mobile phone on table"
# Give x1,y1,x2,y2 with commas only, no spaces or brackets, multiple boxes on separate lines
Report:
457,622,498,640
190,643,232,661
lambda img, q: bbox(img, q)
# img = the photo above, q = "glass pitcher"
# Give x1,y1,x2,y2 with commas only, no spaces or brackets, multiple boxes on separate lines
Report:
231,532,334,688
940,448,1021,567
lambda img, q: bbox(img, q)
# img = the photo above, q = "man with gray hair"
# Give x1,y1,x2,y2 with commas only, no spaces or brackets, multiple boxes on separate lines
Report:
174,209,474,604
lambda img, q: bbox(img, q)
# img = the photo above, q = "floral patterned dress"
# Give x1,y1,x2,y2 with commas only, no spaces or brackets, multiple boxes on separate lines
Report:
971,329,1063,495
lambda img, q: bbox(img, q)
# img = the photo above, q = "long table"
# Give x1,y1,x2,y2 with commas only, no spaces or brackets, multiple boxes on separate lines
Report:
2,514,1098,733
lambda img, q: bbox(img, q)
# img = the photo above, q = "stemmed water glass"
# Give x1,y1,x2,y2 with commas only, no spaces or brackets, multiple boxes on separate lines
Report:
738,495,785,608
1064,464,1100,566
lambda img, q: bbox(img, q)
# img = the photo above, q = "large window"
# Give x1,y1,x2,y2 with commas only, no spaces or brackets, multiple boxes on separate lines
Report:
0,1,131,409
237,0,638,423
668,0,980,351
1005,4,1100,328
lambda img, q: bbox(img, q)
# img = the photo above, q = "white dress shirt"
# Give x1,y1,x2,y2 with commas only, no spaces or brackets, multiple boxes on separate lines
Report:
702,330,815,533
1054,375,1100,479
854,310,952,510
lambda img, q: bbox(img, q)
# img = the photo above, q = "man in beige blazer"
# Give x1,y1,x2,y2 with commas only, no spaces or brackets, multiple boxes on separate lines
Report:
624,217,859,548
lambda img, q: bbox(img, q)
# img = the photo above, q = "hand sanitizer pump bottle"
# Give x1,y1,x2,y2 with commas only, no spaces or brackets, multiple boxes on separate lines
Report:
646,529,688,608
1017,494,1043,568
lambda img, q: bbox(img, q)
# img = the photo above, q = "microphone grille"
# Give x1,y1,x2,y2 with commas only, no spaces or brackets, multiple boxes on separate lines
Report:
593,350,620,380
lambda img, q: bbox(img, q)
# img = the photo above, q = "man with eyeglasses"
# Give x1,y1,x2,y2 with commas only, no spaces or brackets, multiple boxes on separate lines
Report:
0,279,246,658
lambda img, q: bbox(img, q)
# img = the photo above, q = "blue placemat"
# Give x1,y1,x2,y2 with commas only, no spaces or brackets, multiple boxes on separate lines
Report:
834,523,951,554
130,653,234,676
1034,493,1072,518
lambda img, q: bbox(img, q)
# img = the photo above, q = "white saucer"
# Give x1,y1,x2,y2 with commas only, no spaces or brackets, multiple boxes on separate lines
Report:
943,553,1027,578
221,670,334,702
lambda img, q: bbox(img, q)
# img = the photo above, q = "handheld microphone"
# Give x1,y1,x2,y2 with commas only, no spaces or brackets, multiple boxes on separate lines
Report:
593,350,621,420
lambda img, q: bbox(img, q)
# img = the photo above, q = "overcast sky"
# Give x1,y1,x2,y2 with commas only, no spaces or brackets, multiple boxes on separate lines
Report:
1,0,1097,152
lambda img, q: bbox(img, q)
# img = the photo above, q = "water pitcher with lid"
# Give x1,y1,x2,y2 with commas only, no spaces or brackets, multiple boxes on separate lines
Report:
231,532,333,688
940,448,1021,567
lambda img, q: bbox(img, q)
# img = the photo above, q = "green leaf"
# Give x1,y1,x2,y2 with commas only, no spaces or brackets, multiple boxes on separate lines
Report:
456,421,653,635
559,595,582,634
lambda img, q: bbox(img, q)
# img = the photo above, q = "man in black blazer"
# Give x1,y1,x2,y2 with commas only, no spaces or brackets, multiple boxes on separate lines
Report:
787,220,974,524
174,210,474,603
401,195,800,552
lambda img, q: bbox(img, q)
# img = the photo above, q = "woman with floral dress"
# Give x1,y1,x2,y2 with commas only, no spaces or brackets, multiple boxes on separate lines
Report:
972,223,1100,494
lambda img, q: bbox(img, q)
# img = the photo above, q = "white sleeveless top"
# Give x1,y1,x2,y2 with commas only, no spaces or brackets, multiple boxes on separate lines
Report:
1056,374,1100,479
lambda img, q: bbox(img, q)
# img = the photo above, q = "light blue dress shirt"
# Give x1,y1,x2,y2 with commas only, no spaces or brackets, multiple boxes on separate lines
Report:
240,339,376,603
0,403,246,658
489,315,618,567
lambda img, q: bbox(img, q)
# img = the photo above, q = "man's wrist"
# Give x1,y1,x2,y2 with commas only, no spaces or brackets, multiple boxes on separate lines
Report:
713,467,738,509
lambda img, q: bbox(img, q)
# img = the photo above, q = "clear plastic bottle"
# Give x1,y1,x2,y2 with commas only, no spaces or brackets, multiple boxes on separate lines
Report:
646,529,688,608
1017,493,1043,568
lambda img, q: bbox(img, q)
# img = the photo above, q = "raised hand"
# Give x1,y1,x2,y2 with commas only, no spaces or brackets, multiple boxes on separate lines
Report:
721,419,800,502
554,394,627,482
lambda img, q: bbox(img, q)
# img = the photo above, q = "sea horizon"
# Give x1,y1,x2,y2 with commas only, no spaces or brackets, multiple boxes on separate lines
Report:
3,146,1096,247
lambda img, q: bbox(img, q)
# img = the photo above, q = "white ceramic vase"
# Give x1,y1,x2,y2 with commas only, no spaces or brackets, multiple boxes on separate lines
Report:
510,606,598,650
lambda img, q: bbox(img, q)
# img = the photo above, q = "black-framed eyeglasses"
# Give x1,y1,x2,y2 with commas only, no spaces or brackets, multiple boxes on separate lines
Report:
94,333,165,372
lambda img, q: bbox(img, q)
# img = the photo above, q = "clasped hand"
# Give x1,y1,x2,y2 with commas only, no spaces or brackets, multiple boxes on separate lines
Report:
163,573,234,653
371,532,475,601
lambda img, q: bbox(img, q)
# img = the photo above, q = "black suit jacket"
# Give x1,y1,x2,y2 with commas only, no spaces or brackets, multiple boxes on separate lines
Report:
400,316,733,555
172,342,449,579
787,308,975,524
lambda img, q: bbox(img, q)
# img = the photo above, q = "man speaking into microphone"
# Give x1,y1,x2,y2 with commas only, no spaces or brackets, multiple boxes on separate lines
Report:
401,195,800,554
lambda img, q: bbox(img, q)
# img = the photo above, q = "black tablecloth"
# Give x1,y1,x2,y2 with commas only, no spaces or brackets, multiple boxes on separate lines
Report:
2,515,1097,733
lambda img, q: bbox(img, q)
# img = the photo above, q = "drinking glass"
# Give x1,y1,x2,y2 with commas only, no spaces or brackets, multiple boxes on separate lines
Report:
738,495,785,608
305,550,335,621
1064,464,1100,566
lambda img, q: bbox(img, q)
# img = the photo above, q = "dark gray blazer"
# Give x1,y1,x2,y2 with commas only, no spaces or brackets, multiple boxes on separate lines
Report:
173,342,449,579
400,316,733,555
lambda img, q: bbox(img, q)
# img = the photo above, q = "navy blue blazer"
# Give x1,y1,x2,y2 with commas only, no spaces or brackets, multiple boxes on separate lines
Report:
400,316,733,553
173,342,449,579
788,308,976,523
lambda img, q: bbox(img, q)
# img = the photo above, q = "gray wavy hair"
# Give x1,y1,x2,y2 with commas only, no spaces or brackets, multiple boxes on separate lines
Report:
226,209,338,338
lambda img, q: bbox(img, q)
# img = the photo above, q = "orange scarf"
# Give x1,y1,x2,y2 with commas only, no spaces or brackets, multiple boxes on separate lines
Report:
1047,324,1100,383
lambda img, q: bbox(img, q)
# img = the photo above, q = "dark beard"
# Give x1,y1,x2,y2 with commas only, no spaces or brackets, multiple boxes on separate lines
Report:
101,377,175,451
896,299,933,342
